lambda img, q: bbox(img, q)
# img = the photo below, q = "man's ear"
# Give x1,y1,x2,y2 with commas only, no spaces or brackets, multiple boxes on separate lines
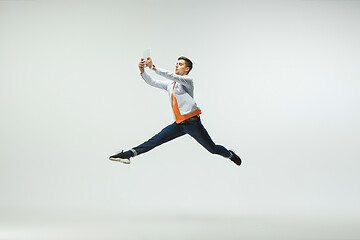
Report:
185,67,190,73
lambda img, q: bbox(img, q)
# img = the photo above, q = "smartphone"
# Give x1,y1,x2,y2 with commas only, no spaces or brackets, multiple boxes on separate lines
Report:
143,48,151,68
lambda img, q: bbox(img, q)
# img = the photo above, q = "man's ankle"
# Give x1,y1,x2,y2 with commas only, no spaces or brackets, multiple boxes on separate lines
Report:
125,149,137,158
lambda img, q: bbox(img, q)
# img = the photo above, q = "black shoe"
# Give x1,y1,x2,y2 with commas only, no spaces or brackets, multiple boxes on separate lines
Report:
109,150,130,164
229,150,242,166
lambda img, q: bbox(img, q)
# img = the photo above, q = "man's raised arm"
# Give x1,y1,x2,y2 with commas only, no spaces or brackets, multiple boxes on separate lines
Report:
138,58,169,90
146,57,193,87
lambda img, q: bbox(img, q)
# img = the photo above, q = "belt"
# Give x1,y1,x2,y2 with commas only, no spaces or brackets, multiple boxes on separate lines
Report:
180,115,200,124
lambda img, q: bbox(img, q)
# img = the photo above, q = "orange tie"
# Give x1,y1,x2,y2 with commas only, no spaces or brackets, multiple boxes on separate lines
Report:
172,82,201,124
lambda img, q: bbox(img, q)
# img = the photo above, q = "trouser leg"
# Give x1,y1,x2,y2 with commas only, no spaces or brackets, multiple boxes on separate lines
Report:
130,122,185,156
184,118,231,158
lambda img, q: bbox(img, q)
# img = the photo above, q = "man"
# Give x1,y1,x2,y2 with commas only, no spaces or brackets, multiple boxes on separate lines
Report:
109,56,241,166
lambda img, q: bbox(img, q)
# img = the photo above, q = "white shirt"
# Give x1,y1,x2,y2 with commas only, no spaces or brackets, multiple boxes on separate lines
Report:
141,67,201,116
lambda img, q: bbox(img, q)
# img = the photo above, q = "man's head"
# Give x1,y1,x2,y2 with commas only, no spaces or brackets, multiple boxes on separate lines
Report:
175,56,193,75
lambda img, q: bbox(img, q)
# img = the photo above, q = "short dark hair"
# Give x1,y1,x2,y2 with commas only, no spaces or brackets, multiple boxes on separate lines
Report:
178,56,193,74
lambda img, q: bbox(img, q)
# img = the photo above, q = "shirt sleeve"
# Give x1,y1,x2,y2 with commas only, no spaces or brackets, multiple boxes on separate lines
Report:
155,67,193,87
140,71,171,90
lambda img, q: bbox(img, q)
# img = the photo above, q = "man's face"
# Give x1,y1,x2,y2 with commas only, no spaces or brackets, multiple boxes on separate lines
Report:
175,59,189,75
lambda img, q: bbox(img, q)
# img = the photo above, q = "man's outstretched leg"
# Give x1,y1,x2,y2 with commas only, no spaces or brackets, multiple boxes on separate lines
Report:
184,117,242,166
109,122,185,164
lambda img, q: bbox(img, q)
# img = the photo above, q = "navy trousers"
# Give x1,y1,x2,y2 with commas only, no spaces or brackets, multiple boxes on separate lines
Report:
130,116,231,158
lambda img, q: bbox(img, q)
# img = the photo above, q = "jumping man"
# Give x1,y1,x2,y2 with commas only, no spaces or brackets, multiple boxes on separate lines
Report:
109,56,241,166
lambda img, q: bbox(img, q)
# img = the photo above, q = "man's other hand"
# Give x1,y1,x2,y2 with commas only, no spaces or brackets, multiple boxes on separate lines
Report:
139,58,146,73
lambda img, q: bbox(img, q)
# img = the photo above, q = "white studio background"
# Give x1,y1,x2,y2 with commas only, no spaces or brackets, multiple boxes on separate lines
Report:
1,0,360,238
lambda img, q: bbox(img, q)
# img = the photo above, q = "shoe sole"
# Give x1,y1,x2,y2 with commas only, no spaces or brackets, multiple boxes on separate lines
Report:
109,157,130,164
229,150,241,166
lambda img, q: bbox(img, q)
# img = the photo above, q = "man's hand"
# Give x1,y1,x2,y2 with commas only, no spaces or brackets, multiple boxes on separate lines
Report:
146,57,153,68
138,58,146,73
